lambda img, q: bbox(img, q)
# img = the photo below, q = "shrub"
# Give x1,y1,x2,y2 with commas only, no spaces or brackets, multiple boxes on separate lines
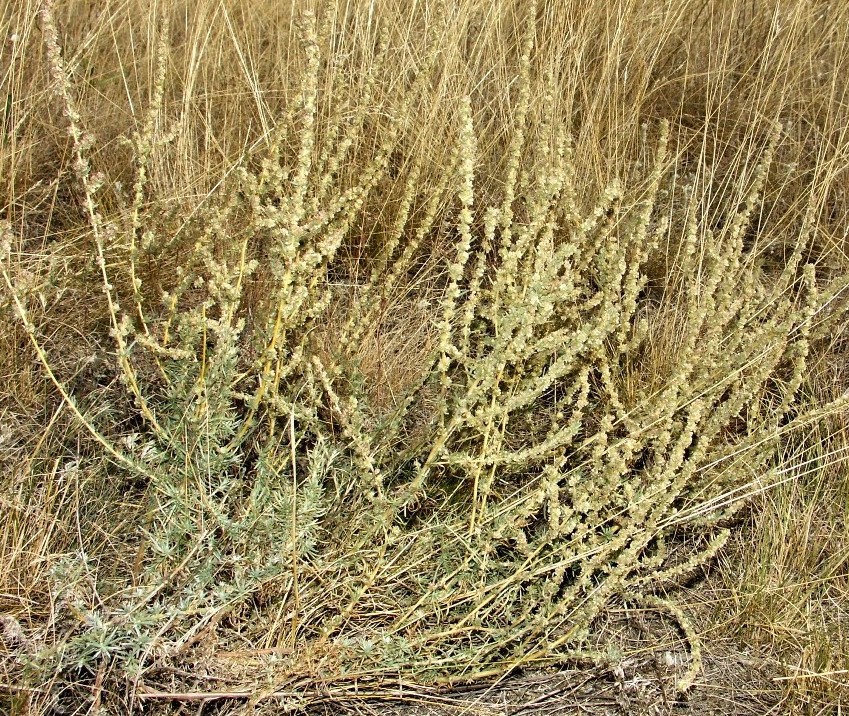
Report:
2,0,848,709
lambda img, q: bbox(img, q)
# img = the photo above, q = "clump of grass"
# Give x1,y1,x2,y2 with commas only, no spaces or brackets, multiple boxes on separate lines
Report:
2,0,848,713
710,382,849,713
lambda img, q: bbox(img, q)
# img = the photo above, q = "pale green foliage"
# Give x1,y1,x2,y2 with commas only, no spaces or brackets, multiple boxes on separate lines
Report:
4,0,849,702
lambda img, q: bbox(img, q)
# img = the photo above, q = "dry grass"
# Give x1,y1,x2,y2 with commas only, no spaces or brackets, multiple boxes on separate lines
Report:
1,1,848,714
